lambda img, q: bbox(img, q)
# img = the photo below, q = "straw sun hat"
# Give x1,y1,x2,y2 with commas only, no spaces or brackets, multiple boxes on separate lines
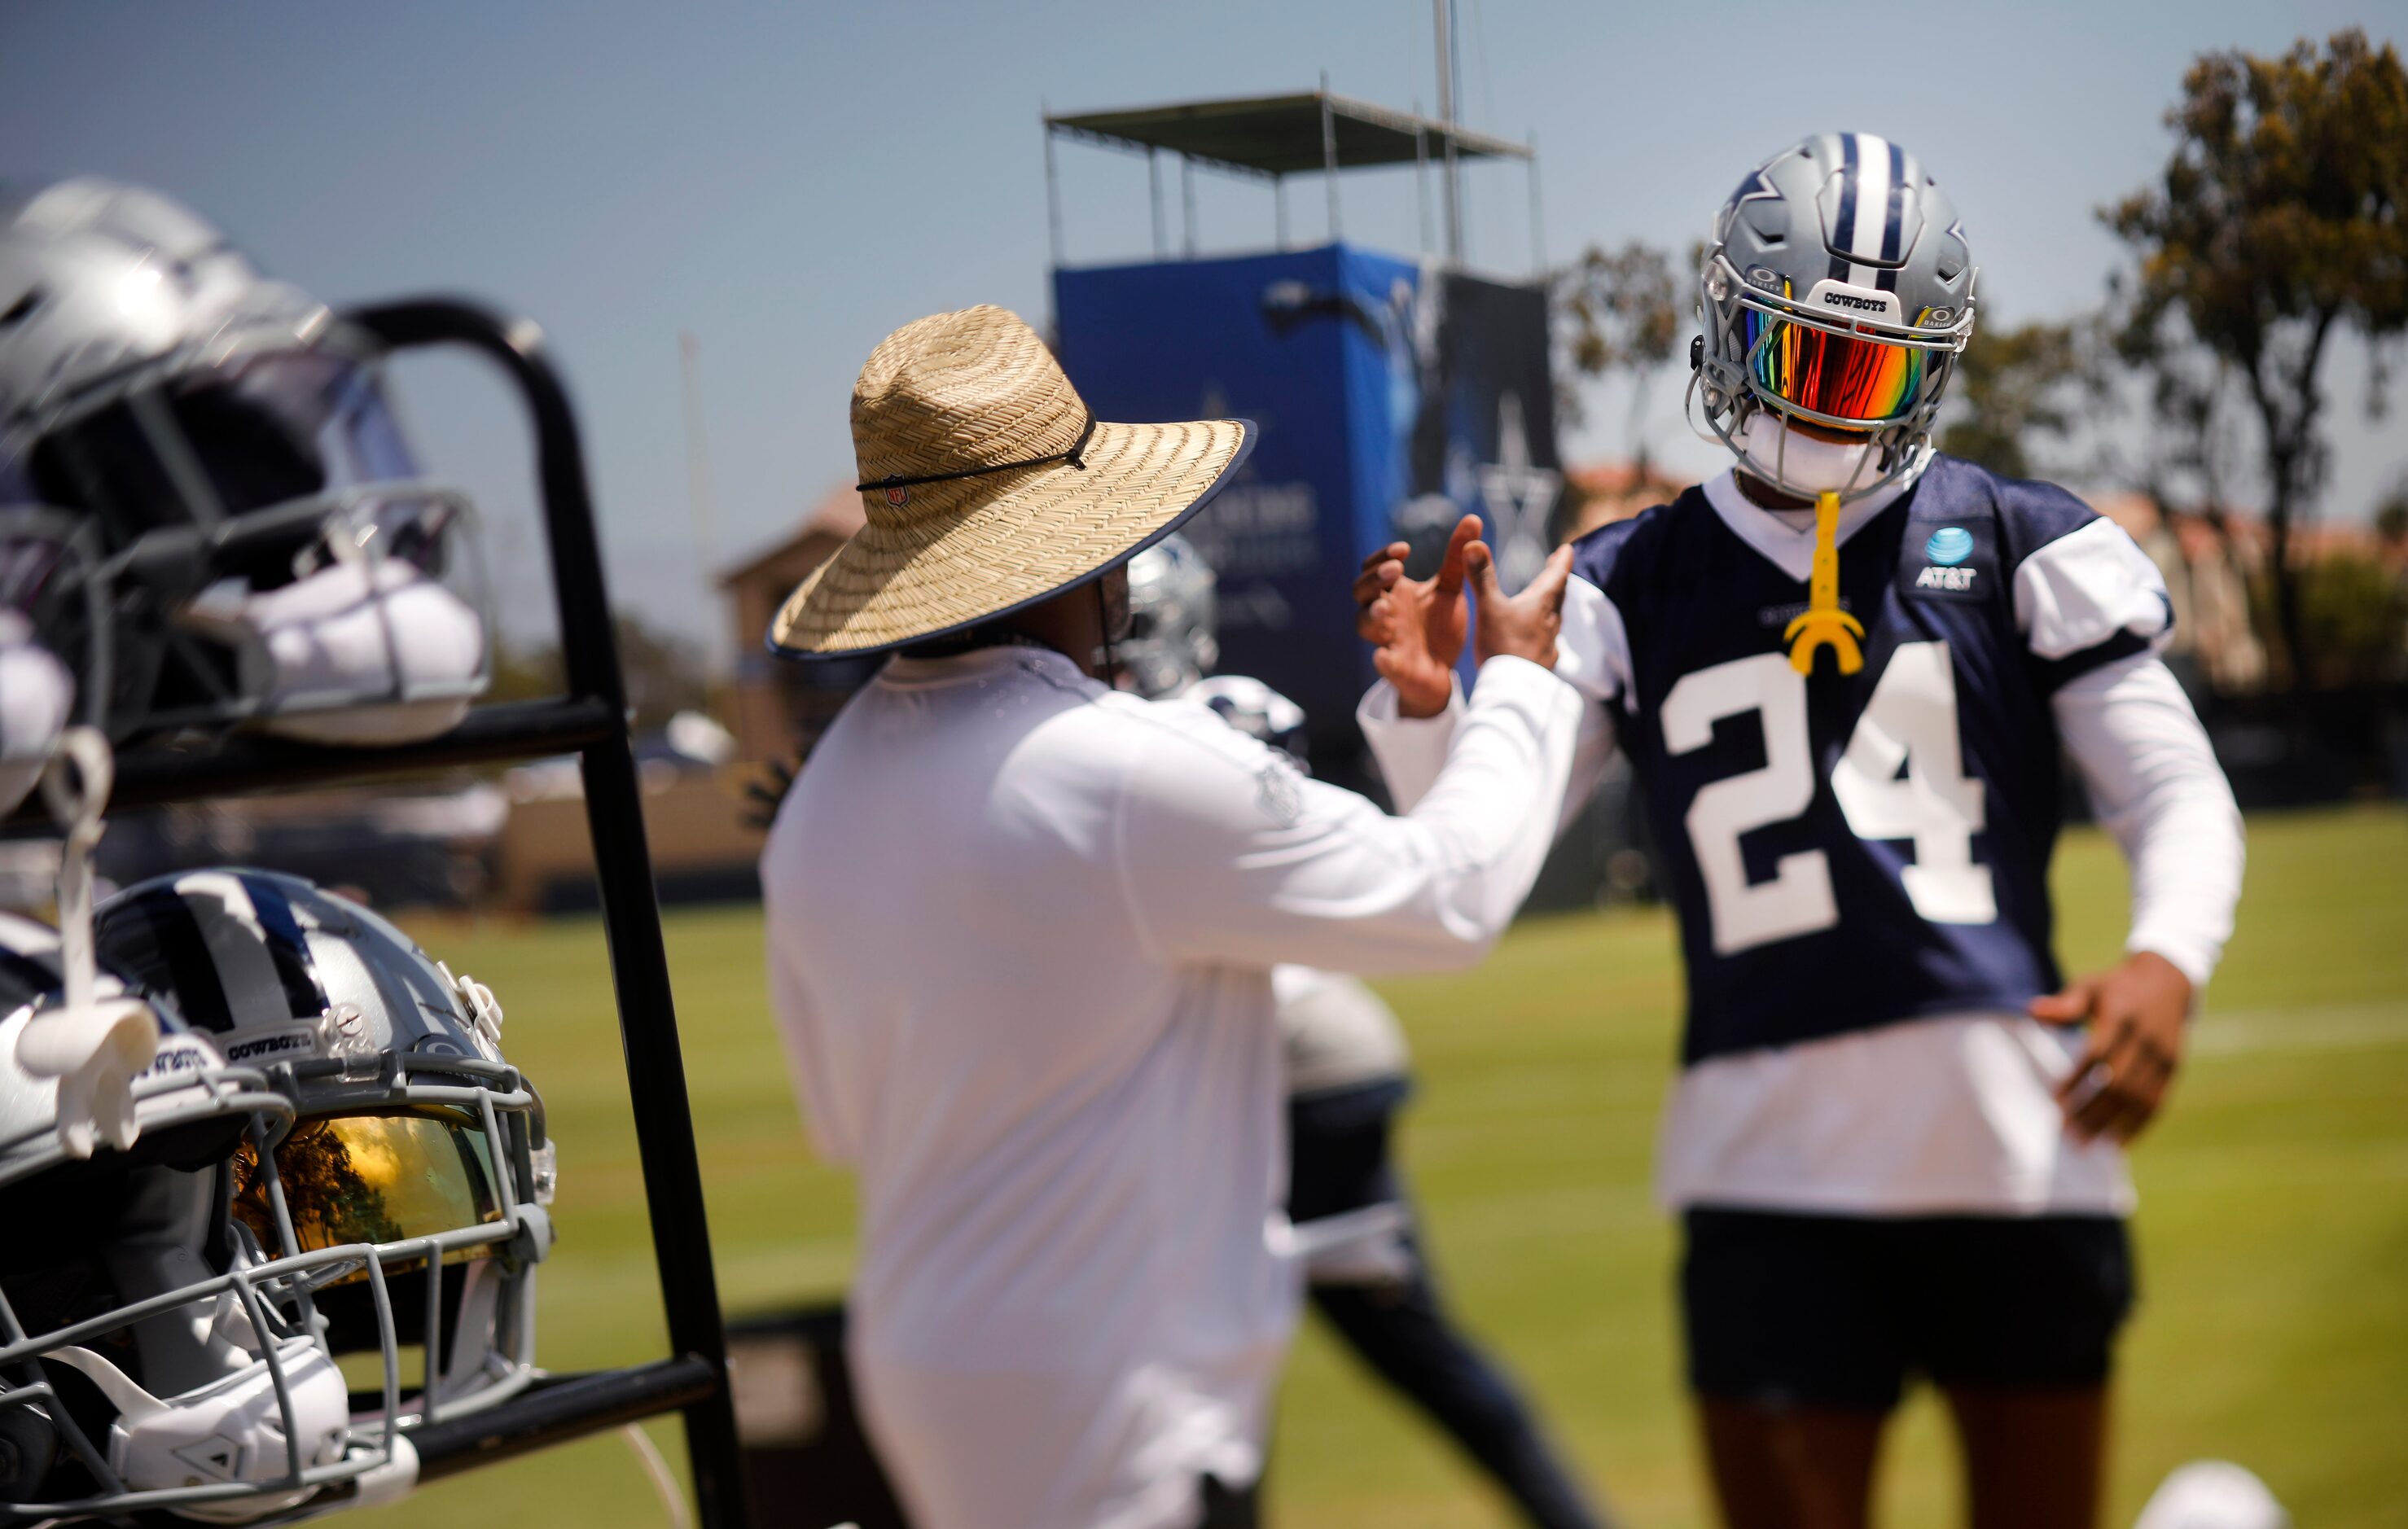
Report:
770,304,1252,657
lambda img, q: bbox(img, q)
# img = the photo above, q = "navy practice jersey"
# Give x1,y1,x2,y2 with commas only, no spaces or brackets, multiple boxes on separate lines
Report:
1566,454,2171,1066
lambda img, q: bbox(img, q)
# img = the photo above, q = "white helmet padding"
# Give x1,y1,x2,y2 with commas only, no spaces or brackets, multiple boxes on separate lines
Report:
0,607,70,815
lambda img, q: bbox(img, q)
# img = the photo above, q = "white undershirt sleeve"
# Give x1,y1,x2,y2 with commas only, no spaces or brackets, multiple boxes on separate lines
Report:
1119,655,1581,975
2051,655,2244,989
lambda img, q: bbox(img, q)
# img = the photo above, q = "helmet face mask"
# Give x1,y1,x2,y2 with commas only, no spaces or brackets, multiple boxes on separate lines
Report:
0,177,493,749
1695,134,1979,500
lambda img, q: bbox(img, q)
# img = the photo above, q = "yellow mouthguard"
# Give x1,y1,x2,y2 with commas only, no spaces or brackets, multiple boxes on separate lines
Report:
1783,489,1865,675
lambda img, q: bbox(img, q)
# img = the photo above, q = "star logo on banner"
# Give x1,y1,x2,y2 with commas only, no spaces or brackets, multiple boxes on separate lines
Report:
1476,392,1562,594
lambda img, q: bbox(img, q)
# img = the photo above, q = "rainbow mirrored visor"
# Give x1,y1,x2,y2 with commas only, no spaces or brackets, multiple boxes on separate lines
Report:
1741,307,1932,427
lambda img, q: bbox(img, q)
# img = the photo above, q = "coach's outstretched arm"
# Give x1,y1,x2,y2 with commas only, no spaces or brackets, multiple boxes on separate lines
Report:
1116,521,1580,975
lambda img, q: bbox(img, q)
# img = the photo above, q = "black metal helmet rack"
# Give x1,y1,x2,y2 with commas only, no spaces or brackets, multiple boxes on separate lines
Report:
8,299,750,1525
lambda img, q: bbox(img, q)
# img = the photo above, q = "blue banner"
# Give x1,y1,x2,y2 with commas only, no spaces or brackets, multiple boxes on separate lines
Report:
1055,244,1561,756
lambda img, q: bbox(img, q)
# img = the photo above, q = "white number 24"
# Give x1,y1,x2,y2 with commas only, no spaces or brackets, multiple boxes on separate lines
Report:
1660,641,1996,955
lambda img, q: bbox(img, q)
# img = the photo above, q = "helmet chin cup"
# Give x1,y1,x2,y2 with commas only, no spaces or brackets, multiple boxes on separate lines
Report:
47,1338,349,1523
1736,411,1891,501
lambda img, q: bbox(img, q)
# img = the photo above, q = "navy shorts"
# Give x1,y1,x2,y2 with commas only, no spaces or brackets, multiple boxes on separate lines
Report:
1681,1207,2135,1412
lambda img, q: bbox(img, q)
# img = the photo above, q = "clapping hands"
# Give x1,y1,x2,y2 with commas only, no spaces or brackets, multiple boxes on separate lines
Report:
1353,515,1571,717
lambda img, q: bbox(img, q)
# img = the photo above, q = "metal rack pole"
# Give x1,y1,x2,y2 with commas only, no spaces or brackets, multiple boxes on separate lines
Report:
1320,75,1341,242
349,299,751,1529
1042,108,1065,271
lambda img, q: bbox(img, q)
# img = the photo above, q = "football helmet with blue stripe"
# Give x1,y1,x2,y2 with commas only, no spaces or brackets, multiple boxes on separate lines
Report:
1695,134,1979,500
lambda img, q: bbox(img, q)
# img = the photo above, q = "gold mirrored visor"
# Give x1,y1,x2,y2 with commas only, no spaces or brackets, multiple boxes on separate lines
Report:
233,1113,504,1273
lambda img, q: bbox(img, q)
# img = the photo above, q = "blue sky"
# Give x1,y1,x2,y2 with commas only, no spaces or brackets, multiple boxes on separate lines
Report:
4,1,2399,659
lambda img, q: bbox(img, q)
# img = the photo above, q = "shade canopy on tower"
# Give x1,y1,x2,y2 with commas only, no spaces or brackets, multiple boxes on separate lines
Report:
1045,91,1531,179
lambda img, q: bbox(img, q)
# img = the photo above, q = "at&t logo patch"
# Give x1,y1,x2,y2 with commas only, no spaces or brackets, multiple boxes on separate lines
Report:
1916,563,1978,592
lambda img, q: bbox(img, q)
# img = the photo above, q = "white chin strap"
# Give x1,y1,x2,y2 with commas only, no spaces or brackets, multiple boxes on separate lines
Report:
48,1338,350,1522
1738,411,1879,497
21,729,162,1158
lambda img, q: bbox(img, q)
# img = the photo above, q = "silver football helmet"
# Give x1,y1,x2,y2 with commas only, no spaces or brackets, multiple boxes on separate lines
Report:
0,909,384,1524
1695,133,1978,499
91,869,555,1465
1121,535,1310,764
0,177,490,747
1186,674,1308,766
1118,533,1219,701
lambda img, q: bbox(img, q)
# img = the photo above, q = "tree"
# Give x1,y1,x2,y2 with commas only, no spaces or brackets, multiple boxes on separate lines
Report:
1936,318,2104,480
2376,484,2408,550
1555,241,1690,473
2295,554,2408,688
2109,309,2248,543
2105,29,2408,691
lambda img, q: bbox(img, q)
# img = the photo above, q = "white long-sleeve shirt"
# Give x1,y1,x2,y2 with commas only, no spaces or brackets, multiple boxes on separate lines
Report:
1359,473,2244,1216
762,643,1577,1529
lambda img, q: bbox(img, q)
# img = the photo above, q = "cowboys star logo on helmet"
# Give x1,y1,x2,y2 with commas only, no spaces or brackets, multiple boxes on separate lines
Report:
0,178,493,753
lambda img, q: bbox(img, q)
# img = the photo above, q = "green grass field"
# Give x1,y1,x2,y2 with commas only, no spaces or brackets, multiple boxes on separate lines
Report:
359,804,2408,1528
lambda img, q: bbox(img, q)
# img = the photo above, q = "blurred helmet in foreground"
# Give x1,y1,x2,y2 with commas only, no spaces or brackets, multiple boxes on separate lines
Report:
0,177,489,749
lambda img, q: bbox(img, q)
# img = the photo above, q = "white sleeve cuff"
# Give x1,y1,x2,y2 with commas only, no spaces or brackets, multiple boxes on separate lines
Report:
1467,653,1574,708
2125,930,2219,993
1355,673,1465,813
